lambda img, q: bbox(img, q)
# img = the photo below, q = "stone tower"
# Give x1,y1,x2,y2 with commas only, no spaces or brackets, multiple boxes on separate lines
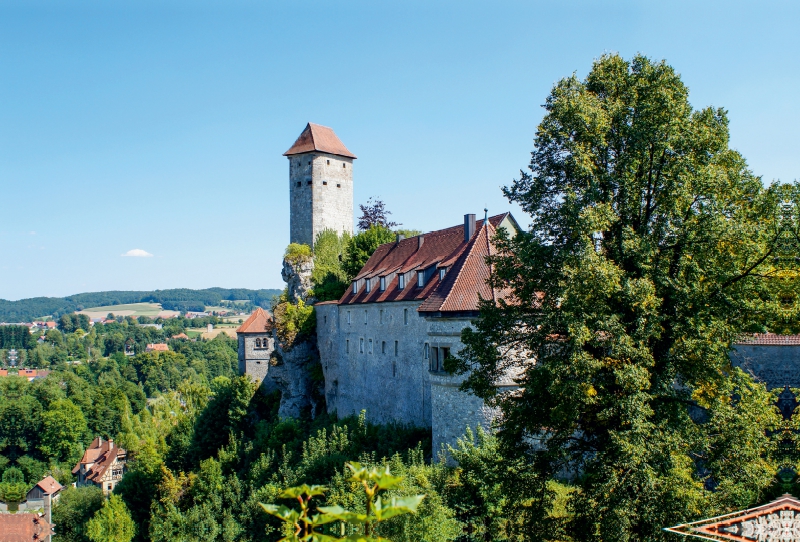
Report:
285,123,356,247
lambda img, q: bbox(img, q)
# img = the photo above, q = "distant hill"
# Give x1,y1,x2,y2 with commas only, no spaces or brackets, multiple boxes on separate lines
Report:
0,288,282,322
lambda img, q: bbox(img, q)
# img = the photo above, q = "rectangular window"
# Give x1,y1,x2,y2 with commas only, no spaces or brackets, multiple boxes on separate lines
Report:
431,347,439,372
353,281,359,294
364,310,368,324
365,279,371,293
439,268,446,281
380,276,386,291
368,338,373,354
346,339,350,353
379,309,383,324
398,274,405,290
323,181,328,185
395,341,398,356
347,311,351,324
424,343,429,359
360,338,364,353
404,308,408,325
393,359,396,377
381,341,386,354
441,347,451,364
418,272,424,288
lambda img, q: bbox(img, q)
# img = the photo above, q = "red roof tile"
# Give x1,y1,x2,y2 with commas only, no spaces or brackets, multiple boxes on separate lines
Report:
284,123,357,159
35,475,62,495
145,343,168,352
338,214,515,313
735,333,800,345
72,437,126,482
236,307,272,334
0,513,54,542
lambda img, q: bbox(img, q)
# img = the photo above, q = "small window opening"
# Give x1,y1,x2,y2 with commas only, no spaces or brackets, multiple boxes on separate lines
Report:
343,163,346,168
368,338,373,354
307,180,312,185
379,309,383,324
431,347,439,372
365,279,371,293
424,343,429,359
347,311,351,324
395,340,398,356
337,183,341,188
404,308,408,325
308,161,311,165
439,268,446,281
392,358,396,377
364,310,368,324
297,181,301,187
346,339,350,353
382,341,386,354
323,181,328,185
360,338,364,353
327,159,330,165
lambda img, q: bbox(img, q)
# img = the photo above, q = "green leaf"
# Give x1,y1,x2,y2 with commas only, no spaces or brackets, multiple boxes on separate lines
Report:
373,495,425,521
316,505,370,524
259,503,300,523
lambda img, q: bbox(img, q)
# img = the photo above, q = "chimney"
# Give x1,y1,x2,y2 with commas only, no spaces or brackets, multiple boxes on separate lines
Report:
464,214,476,242
108,438,113,449
396,234,405,243
418,235,425,249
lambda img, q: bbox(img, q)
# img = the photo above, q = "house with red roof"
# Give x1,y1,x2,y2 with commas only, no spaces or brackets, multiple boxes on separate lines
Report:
25,476,63,506
145,343,169,353
72,437,127,494
316,212,521,453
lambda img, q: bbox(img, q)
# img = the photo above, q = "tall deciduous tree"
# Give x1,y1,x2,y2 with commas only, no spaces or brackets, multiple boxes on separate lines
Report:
451,54,783,540
343,225,396,279
86,494,136,542
357,197,399,231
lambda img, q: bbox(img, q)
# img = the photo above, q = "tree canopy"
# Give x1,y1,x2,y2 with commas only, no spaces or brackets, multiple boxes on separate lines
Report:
451,53,787,540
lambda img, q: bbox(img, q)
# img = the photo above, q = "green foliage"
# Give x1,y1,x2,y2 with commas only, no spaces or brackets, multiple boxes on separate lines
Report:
312,230,351,302
286,243,314,264
450,53,784,539
260,462,425,541
53,486,106,542
0,467,27,504
87,494,136,542
273,300,316,349
39,399,88,464
342,226,396,279
0,325,34,349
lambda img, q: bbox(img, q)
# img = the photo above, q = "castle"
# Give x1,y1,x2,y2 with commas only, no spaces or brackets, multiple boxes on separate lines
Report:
238,123,798,452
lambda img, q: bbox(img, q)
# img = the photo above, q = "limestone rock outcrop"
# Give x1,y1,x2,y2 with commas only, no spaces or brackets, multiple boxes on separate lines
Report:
281,257,314,304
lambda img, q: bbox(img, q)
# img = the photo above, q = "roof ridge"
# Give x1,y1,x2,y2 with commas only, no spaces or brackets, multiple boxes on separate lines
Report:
435,224,486,311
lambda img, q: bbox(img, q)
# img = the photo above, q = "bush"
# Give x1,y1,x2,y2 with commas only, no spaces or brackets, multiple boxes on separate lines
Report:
284,243,312,264
273,300,316,348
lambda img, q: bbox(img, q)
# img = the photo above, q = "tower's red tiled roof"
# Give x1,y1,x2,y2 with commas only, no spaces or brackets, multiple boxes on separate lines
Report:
735,333,800,345
0,513,54,542
338,213,515,313
236,307,272,334
283,123,357,159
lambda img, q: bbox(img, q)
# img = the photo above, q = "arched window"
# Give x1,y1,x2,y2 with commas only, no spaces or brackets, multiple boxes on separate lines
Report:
256,338,261,348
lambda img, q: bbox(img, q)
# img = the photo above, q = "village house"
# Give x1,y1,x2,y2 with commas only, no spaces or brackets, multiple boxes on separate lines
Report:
24,476,63,508
145,343,169,353
237,307,274,390
72,437,127,494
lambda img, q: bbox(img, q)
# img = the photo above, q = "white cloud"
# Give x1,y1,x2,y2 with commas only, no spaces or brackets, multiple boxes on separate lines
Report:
122,249,154,258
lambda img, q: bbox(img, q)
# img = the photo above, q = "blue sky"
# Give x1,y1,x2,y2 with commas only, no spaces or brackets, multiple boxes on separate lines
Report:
1,0,798,300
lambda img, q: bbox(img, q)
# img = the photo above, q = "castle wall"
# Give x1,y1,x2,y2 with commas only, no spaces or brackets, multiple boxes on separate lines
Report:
317,301,432,428
238,334,276,392
731,344,800,390
289,153,353,247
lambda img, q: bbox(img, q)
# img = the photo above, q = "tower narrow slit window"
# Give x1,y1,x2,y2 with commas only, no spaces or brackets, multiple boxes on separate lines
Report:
382,341,386,354
369,338,373,354
394,340,398,356
360,338,364,353
404,308,408,325
346,339,350,353
364,310,368,324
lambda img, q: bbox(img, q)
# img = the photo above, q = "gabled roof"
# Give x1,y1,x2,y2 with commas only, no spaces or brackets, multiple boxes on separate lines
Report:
283,123,357,159
338,213,515,313
236,307,272,334
0,513,54,542
34,475,62,495
72,437,126,482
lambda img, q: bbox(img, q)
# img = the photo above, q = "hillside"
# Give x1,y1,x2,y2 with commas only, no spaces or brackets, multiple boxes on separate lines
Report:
0,287,282,322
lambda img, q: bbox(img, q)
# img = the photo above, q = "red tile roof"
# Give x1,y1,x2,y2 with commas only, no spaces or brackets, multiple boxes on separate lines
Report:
171,333,189,340
72,437,126,483
283,123,357,159
145,343,169,352
236,307,273,334
35,475,62,495
338,213,514,313
735,333,800,345
0,513,54,542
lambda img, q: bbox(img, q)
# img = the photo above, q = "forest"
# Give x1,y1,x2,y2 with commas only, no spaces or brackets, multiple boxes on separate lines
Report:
0,287,282,322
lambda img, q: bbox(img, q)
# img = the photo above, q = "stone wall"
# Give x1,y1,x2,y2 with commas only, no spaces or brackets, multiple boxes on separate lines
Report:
238,334,277,393
289,152,353,247
731,344,800,390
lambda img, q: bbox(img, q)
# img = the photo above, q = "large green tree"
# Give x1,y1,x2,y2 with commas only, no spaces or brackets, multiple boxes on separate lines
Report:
86,494,136,542
451,54,784,540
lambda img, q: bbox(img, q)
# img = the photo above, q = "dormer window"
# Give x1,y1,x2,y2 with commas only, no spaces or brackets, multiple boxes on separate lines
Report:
365,279,372,293
417,272,424,288
353,281,359,294
439,268,446,281
380,276,386,291
398,274,405,290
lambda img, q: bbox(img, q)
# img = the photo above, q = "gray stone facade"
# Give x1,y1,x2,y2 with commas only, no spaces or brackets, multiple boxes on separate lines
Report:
731,344,800,390
317,300,506,454
289,152,354,247
238,333,276,393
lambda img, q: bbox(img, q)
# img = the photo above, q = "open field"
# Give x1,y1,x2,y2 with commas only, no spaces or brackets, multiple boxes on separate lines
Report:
78,303,180,319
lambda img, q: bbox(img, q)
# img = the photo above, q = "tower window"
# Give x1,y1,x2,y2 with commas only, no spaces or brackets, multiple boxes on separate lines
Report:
369,338,373,354
395,340,398,356
327,159,330,165
307,180,312,185
424,343,429,359
308,161,311,165
297,182,301,187
364,310,368,324
379,309,383,324
347,311,351,324
360,338,364,353
346,339,350,353
256,338,261,347
323,181,328,185
337,183,341,188
393,358,396,377
343,163,346,168
382,341,386,354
